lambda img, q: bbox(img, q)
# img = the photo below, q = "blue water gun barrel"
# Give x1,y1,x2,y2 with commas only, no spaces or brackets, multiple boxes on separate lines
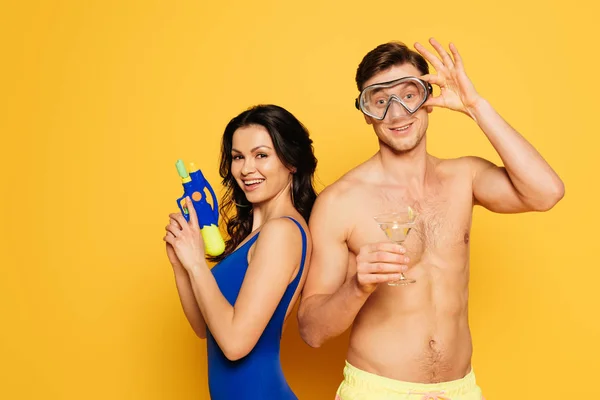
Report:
176,160,225,256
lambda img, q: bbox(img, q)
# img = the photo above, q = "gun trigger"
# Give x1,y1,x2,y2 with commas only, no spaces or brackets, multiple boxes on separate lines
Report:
180,199,189,214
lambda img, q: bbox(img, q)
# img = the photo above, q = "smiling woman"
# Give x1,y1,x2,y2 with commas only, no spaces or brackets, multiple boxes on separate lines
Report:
230,126,296,218
163,104,318,399
216,105,318,260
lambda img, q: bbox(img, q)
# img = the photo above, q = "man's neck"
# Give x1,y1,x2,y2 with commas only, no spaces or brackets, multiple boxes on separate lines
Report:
377,141,431,189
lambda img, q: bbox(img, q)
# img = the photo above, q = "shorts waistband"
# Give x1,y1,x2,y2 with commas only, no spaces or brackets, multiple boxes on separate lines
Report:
342,360,477,396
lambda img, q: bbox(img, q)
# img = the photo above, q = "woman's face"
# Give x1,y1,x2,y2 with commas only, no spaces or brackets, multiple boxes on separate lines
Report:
230,124,293,205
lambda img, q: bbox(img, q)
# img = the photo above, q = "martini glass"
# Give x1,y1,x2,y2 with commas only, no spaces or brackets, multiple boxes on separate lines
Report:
373,208,417,286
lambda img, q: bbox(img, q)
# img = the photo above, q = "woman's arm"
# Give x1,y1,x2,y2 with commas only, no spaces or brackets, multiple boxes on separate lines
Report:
167,241,207,339
165,198,303,360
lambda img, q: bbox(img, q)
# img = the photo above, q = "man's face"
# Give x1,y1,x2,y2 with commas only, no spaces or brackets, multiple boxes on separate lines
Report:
361,63,431,153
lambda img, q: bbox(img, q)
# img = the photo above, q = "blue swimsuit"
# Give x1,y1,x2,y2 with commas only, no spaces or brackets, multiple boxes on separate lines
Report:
206,217,307,400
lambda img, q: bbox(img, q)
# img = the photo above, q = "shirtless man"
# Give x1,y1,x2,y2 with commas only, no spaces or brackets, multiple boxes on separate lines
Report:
298,39,565,399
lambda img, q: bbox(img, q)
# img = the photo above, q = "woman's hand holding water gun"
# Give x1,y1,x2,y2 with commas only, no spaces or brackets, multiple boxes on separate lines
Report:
164,196,208,274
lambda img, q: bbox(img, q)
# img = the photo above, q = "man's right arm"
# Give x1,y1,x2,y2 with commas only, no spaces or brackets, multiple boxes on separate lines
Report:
298,187,407,348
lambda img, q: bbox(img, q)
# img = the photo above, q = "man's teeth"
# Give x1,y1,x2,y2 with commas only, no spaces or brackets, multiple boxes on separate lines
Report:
245,179,264,185
393,124,411,131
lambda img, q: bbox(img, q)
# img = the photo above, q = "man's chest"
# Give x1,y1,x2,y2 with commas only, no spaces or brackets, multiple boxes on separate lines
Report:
345,184,474,264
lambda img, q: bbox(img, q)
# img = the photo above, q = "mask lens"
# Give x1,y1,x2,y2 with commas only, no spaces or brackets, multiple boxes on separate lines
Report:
395,81,426,112
360,78,428,119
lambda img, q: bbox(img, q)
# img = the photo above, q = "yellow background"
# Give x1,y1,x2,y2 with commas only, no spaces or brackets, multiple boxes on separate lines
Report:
1,0,597,399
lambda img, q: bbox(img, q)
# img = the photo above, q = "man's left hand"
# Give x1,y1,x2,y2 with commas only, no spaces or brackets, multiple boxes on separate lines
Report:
415,38,483,117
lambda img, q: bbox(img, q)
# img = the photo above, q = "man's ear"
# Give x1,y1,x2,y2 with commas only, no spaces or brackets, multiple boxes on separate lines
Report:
363,114,373,125
426,106,433,114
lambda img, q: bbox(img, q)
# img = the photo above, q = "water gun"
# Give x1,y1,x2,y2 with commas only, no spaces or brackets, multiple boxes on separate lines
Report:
175,159,225,257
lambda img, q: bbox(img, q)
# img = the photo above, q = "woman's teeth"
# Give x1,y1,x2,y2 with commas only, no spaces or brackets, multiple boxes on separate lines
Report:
245,179,264,186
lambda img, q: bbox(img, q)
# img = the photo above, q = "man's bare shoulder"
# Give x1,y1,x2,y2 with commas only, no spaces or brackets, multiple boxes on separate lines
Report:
432,155,487,180
309,160,376,234
316,161,375,204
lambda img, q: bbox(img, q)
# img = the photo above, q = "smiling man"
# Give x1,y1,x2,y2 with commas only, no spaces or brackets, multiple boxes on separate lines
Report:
298,39,565,400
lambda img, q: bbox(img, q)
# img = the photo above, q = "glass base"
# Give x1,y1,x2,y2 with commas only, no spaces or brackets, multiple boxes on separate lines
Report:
387,275,416,286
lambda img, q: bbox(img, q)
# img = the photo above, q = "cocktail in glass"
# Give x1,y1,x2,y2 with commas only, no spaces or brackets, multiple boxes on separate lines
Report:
373,208,417,286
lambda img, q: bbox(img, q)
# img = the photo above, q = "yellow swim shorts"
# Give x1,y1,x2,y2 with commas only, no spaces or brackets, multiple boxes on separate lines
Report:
335,361,484,400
